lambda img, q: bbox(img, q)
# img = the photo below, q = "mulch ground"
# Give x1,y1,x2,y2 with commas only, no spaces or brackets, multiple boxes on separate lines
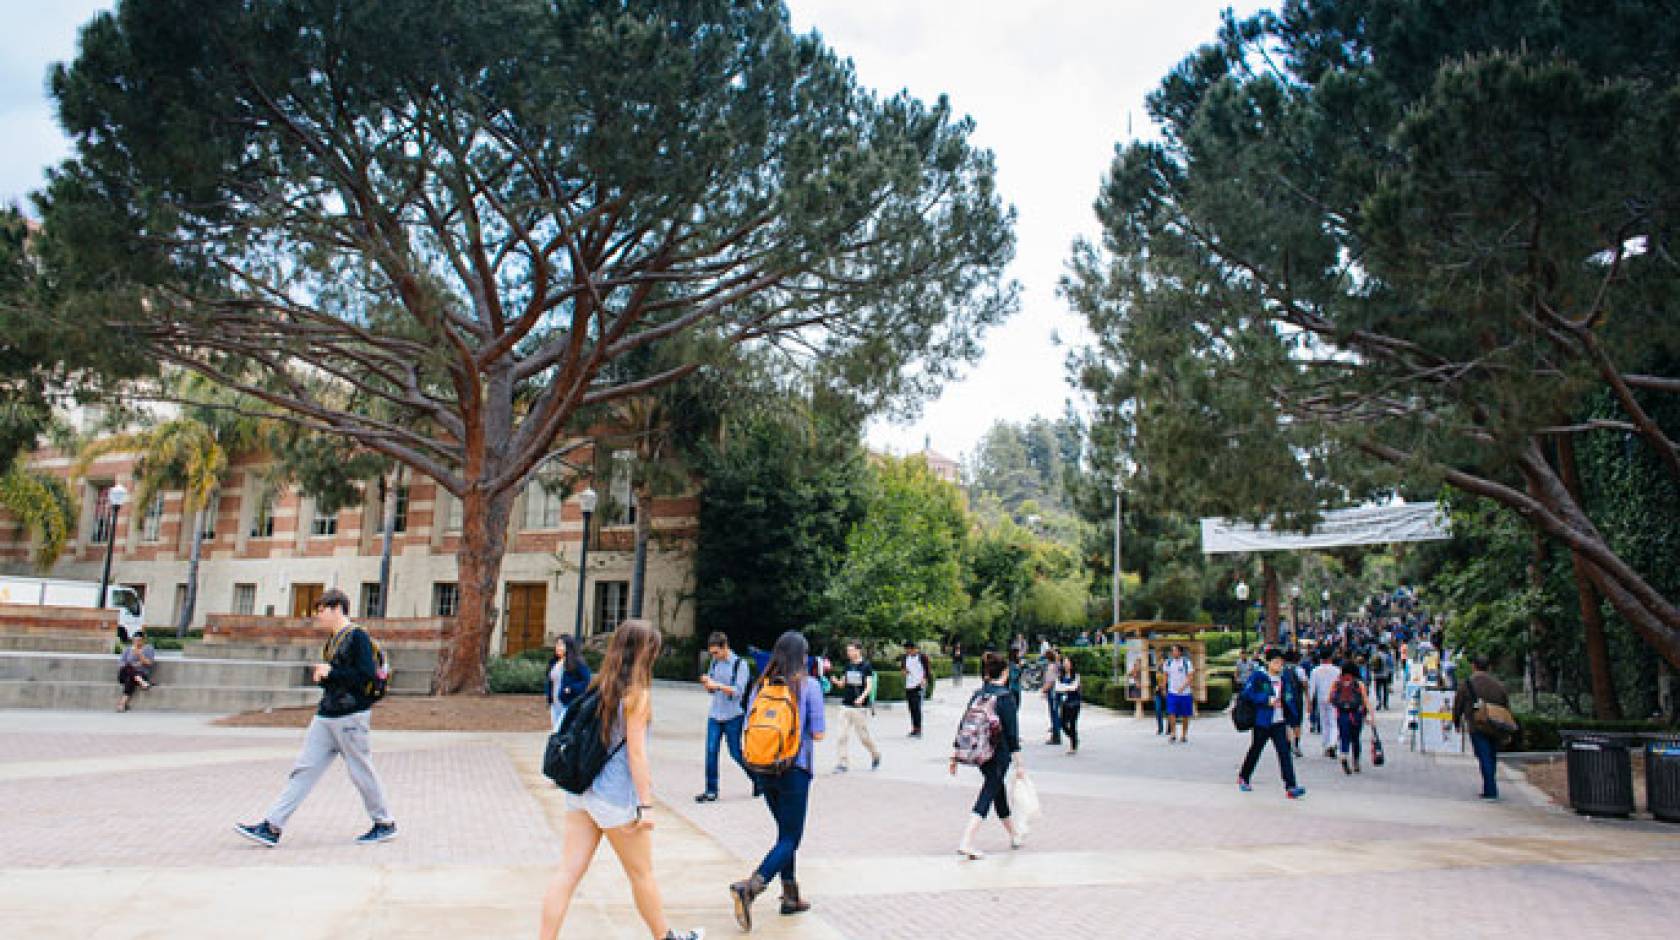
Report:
1519,752,1648,809
214,694,551,732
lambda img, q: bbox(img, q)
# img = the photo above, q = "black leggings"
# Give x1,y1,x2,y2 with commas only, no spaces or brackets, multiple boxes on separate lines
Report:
972,754,1012,819
1061,697,1081,750
118,665,150,695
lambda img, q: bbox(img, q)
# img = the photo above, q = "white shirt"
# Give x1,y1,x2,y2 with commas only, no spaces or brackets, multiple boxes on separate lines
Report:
1164,657,1193,695
1309,663,1340,705
904,653,926,690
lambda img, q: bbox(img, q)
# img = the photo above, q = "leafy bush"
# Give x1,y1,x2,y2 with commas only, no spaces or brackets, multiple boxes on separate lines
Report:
654,654,700,682
1511,714,1679,752
1104,683,1131,710
1083,675,1111,706
1203,676,1233,712
517,646,553,663
487,655,547,694
873,669,906,701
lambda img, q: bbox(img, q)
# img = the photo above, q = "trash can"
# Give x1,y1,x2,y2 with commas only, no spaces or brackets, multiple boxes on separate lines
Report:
1645,735,1680,824
1563,732,1635,818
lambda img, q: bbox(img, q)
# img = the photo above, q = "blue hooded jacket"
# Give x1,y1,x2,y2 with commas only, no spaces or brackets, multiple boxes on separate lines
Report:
1241,667,1303,728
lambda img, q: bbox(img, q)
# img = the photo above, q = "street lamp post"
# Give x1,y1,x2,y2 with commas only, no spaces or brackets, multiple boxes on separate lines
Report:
1111,477,1123,630
1290,584,1301,644
572,487,597,642
1322,588,1332,626
96,483,129,610
1234,580,1250,653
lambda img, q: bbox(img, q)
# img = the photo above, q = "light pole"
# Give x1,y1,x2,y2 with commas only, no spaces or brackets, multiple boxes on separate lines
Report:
96,483,129,609
572,487,597,641
1322,588,1333,628
1111,477,1123,629
1234,580,1250,653
1290,583,1301,643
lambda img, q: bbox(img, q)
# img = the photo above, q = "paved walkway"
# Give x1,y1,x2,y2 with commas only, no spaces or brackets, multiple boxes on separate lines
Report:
2,684,1676,938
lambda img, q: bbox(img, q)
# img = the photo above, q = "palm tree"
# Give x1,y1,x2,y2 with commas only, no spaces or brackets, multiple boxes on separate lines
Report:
73,418,230,637
0,467,74,570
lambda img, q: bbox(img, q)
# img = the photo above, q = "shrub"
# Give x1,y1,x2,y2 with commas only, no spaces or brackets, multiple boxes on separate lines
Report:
517,646,553,663
873,669,906,701
1104,683,1131,710
1511,714,1679,752
1083,675,1111,706
487,655,547,694
1202,676,1233,712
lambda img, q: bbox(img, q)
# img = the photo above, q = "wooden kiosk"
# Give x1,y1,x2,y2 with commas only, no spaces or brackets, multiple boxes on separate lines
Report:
1105,621,1215,719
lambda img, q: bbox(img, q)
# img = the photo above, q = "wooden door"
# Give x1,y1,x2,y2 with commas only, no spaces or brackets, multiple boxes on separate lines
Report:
504,583,547,656
291,583,324,619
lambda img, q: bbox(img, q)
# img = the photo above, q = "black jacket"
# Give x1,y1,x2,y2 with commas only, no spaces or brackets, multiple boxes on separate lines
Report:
318,626,379,718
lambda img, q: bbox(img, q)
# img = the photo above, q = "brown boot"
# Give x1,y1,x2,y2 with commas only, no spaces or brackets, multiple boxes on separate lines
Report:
779,879,811,915
729,872,766,931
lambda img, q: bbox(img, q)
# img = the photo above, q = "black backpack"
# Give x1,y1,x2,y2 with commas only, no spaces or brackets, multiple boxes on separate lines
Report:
543,689,624,794
1231,685,1258,732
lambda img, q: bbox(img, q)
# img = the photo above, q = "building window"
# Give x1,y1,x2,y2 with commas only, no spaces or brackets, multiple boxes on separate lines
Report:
393,485,408,534
141,494,166,542
523,477,563,530
593,580,629,634
432,582,460,617
444,494,463,532
250,488,275,538
360,582,384,619
90,484,117,544
608,450,636,527
311,504,338,537
232,583,256,615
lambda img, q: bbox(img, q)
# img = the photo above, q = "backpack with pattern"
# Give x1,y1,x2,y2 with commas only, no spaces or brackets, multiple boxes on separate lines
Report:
952,691,1002,766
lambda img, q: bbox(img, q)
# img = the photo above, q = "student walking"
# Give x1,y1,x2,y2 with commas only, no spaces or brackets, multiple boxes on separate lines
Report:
1331,662,1373,774
1453,655,1512,800
949,652,1025,859
728,631,826,931
545,634,591,731
696,631,753,803
1041,652,1063,745
833,642,880,773
539,620,704,940
1152,653,1169,736
1285,650,1307,757
1371,644,1394,710
1055,654,1082,755
1163,645,1195,743
1309,655,1341,757
235,589,394,847
903,640,931,738
1237,649,1307,799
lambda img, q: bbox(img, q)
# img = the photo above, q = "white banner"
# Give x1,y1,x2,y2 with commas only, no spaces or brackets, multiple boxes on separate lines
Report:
1201,502,1449,555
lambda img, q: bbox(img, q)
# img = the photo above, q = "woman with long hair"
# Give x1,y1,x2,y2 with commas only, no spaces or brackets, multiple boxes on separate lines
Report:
1055,654,1082,755
539,620,702,940
728,630,826,931
949,651,1024,859
544,633,591,732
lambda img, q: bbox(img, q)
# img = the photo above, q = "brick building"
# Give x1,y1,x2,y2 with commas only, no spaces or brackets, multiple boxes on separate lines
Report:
0,444,698,653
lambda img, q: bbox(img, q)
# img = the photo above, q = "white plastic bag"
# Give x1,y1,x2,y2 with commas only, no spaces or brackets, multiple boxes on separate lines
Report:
1011,771,1042,833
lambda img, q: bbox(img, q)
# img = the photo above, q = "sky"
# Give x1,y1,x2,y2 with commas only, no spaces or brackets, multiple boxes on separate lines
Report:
0,0,1267,464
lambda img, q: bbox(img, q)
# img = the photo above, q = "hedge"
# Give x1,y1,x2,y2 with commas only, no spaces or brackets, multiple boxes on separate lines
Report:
873,669,906,701
487,655,548,694
1510,714,1680,752
1096,678,1231,712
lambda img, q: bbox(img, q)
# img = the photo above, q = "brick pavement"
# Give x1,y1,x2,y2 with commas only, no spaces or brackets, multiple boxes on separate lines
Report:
3,687,1678,939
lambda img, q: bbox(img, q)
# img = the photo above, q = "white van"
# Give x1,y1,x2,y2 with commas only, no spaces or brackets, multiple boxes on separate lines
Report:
0,576,147,636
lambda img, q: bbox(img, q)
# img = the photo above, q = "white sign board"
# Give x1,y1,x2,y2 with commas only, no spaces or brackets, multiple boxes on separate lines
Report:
1418,689,1461,753
1201,502,1450,555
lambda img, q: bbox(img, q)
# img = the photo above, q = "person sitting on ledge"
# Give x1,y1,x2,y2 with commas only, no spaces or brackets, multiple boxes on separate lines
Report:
116,629,156,712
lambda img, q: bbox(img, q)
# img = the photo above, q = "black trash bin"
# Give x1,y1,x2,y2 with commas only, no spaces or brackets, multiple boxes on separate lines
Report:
1645,735,1680,824
1564,732,1635,818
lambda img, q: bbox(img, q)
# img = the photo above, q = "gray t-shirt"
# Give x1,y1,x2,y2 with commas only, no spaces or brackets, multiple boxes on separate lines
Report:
119,644,155,671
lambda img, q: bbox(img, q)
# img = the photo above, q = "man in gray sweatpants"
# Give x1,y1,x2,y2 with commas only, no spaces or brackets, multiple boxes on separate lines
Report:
236,588,396,847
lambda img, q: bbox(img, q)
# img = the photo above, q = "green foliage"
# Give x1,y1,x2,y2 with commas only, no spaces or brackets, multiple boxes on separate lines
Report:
1203,677,1233,713
1512,714,1680,752
487,656,548,694
0,469,74,569
695,410,867,652
872,669,906,702
826,457,970,644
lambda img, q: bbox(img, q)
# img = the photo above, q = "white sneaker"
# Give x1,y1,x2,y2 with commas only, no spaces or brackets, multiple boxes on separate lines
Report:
957,845,984,860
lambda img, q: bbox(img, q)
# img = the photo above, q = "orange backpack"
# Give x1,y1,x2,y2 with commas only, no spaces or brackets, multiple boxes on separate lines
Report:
742,679,803,775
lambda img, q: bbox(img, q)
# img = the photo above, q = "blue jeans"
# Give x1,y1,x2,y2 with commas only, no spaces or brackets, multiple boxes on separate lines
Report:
1337,711,1364,757
1470,731,1499,798
705,715,748,795
754,767,812,883
1047,691,1064,740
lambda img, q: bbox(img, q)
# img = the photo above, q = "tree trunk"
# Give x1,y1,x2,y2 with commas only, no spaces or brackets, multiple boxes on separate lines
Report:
434,487,514,693
376,469,400,618
1555,434,1621,719
629,486,650,618
1261,557,1279,644
177,508,204,638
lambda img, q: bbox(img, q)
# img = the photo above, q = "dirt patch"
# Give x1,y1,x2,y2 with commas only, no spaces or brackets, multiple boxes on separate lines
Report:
214,694,551,732
1519,752,1647,809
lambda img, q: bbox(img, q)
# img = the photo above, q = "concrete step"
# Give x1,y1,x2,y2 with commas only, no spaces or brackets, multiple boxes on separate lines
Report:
185,641,440,673
0,651,432,695
0,679,322,713
0,634,112,653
